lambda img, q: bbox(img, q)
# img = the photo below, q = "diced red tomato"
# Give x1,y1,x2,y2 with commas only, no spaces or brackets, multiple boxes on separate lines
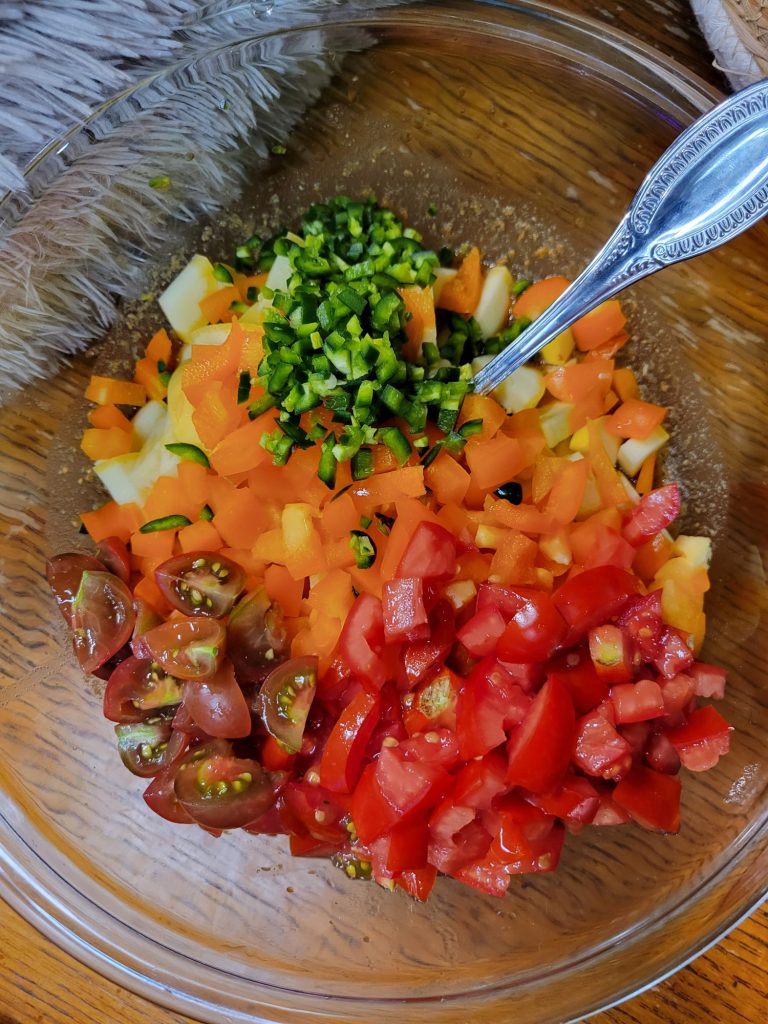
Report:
428,801,493,875
654,626,694,679
645,731,681,774
280,781,350,845
451,750,508,810
318,686,381,793
380,814,430,873
338,593,387,688
400,728,461,769
588,624,633,683
402,599,455,685
526,774,600,824
573,707,632,780
612,764,681,832
457,658,531,760
546,647,610,715
622,484,680,547
506,677,576,794
403,666,460,735
616,591,664,663
659,673,696,725
689,661,727,700
665,705,731,772
611,678,665,723
382,577,427,642
457,603,507,657
591,783,631,826
553,566,641,639
394,866,437,901
396,522,457,580
495,587,567,663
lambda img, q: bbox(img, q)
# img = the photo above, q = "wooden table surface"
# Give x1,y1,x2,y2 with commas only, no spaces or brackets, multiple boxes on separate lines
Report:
1,1,766,1023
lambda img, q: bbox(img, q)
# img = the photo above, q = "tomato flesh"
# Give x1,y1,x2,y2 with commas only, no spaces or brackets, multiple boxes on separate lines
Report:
174,742,284,829
382,577,428,642
143,616,225,680
506,678,576,793
495,588,567,663
227,587,289,683
257,656,318,754
103,655,182,724
396,522,457,580
338,593,387,688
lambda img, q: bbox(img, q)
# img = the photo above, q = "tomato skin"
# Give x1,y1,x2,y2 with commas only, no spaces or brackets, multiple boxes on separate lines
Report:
155,551,245,618
402,599,455,685
611,679,665,724
396,522,457,580
338,594,387,688
103,655,182,724
143,758,196,825
622,484,680,547
319,687,381,793
645,731,681,774
382,577,428,643
612,764,681,832
352,748,451,844
456,603,507,658
546,647,609,715
71,570,136,673
183,659,251,738
227,588,289,684
46,553,106,625
506,678,576,794
144,617,226,680
573,707,632,780
495,588,567,664
553,566,642,639
525,774,600,824
96,536,132,584
665,705,731,772
457,658,531,760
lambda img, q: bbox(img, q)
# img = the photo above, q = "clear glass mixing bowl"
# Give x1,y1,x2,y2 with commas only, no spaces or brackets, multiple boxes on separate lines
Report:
1,3,765,1022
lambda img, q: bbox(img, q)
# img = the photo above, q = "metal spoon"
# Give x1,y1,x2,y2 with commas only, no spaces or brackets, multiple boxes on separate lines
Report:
472,78,768,395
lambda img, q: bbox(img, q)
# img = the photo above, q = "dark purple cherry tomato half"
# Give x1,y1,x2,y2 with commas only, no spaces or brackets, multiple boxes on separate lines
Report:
115,713,187,778
173,741,285,829
143,760,196,824
46,553,106,625
103,655,183,724
227,588,289,683
143,616,225,680
96,536,132,584
182,660,252,739
71,570,135,674
257,656,318,755
155,551,245,618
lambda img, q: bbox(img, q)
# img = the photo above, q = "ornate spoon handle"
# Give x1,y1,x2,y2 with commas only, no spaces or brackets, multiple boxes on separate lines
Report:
473,78,768,394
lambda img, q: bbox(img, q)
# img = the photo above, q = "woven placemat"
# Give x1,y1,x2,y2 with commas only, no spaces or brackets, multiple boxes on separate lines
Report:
692,0,768,89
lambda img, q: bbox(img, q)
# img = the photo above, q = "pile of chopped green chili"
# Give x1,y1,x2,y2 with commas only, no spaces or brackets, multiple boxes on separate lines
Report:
232,196,520,487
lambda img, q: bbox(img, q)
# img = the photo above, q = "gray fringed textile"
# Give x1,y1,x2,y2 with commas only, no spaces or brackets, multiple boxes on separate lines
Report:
0,0,413,390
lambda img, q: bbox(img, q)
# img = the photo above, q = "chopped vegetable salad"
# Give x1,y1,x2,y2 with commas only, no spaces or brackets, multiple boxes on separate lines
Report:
48,196,730,901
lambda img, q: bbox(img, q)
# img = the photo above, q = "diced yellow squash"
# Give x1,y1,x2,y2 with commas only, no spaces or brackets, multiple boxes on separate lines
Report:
158,254,229,342
539,401,574,448
618,426,669,476
540,329,575,365
474,265,513,339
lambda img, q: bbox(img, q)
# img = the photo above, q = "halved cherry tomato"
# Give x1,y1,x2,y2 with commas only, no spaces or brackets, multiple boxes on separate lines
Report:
115,713,186,777
612,764,681,832
46,552,106,625
553,565,642,639
622,484,680,547
131,599,162,653
143,616,225,680
338,593,387,688
155,551,245,618
183,659,252,738
396,522,457,580
143,759,196,824
227,587,289,684
495,588,567,663
382,577,428,643
257,656,318,753
506,677,575,793
174,741,284,829
96,536,132,584
70,570,135,673
665,705,731,771
103,655,182,723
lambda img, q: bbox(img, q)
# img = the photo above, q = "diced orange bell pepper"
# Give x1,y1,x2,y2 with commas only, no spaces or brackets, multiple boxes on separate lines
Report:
319,491,359,541
545,360,614,403
307,569,355,622
613,367,640,403
236,272,268,302
134,356,168,402
178,519,223,553
587,419,628,509
88,404,132,431
183,321,245,399
191,378,242,450
85,375,146,407
214,486,271,548
544,458,588,525
398,285,436,361
484,501,557,535
572,300,627,352
264,563,305,618
178,461,213,508
146,328,172,365
425,451,471,506
199,285,240,325
209,410,273,477
80,427,133,461
239,325,265,374
605,399,667,441
458,393,507,442
635,453,656,495
81,501,142,543
436,247,482,316
133,575,171,617
130,528,176,561
351,466,426,508
513,277,570,320
143,474,196,522
489,531,538,586
465,434,526,492
531,455,569,504
253,527,289,565
633,532,673,581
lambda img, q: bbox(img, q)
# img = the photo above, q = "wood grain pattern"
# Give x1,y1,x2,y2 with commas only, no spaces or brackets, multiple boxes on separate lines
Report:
0,1,765,1023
